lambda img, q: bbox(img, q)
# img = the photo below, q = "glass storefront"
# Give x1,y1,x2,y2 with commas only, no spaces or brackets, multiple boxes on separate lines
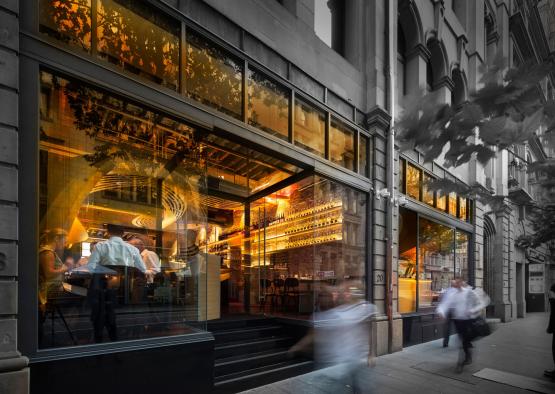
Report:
398,207,471,313
39,68,368,349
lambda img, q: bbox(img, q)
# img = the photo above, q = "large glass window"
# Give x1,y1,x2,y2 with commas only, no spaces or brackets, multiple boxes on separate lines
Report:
40,0,180,90
329,119,355,171
39,70,207,349
359,134,370,177
399,209,471,313
406,163,421,200
399,208,417,313
40,0,92,52
418,218,454,308
422,173,435,206
248,68,290,141
96,0,180,90
186,30,243,119
293,98,325,157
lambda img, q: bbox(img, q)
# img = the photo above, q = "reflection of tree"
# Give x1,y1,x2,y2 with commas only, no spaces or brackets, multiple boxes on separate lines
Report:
186,31,243,119
97,0,179,89
419,219,454,256
40,0,179,89
39,0,92,51
248,70,289,135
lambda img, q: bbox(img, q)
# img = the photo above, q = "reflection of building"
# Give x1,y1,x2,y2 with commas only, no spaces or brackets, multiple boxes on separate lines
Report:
1,0,554,393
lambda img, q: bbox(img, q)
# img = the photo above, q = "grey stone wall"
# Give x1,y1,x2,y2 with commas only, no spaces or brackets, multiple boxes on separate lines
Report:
0,1,29,393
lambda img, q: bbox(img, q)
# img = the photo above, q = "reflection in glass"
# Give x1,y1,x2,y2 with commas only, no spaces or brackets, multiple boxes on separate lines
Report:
458,197,467,220
399,208,417,313
186,31,243,119
248,68,290,141
406,164,421,200
418,218,454,308
448,192,457,216
39,70,207,349
294,98,325,157
40,0,92,51
359,135,369,177
455,231,470,280
96,0,180,90
423,173,434,206
399,159,405,193
330,120,355,171
436,190,446,211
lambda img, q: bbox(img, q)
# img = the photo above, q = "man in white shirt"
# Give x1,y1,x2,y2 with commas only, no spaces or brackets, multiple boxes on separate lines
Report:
86,225,146,342
128,236,160,283
88,227,146,272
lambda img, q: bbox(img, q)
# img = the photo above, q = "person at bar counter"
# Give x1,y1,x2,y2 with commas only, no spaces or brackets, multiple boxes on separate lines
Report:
38,228,72,307
86,224,147,342
128,236,160,284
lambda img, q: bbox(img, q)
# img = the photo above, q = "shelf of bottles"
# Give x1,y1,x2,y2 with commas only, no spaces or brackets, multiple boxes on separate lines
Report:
205,200,344,260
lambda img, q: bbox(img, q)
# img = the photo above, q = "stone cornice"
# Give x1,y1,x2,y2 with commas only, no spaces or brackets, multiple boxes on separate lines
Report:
366,106,392,132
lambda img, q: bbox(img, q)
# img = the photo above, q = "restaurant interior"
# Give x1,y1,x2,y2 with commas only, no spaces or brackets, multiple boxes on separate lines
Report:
38,70,367,348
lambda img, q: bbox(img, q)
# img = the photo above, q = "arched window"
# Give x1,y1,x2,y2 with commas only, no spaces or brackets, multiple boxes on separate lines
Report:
426,58,434,92
483,216,495,317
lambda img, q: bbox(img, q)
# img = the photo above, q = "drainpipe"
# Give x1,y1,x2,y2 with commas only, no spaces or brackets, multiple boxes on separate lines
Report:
384,0,396,354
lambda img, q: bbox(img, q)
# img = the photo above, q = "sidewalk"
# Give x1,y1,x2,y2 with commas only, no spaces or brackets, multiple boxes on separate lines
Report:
241,313,555,394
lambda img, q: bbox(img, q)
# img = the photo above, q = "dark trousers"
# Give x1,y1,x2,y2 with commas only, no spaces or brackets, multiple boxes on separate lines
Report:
552,334,555,365
443,310,453,346
453,319,472,362
88,275,118,343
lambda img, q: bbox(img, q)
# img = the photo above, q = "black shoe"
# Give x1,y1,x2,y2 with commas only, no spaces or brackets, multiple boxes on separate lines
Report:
463,358,472,366
544,369,555,377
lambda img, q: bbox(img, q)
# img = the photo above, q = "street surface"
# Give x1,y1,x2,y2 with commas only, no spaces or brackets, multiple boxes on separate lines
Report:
241,313,555,394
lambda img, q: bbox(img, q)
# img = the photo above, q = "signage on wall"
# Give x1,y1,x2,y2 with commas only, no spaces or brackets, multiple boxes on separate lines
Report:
526,248,546,264
528,263,545,294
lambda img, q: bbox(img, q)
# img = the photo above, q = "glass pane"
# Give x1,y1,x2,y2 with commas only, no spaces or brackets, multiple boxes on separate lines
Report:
186,31,243,119
39,70,207,349
418,218,454,308
359,135,369,177
458,196,467,220
313,177,367,318
97,0,180,90
436,190,446,211
455,231,470,282
423,173,434,206
399,158,405,194
406,164,421,200
329,120,355,171
39,0,92,52
448,192,457,216
248,68,290,141
293,98,325,157
398,208,417,313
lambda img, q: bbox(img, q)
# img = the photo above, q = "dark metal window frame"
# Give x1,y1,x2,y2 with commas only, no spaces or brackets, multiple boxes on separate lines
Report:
19,0,375,362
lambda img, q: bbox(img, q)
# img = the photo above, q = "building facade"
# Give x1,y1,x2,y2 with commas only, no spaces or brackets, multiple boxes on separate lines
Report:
0,0,553,393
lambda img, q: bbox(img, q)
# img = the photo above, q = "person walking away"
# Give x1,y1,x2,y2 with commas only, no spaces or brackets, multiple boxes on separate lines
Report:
437,278,482,372
438,280,457,347
545,284,555,379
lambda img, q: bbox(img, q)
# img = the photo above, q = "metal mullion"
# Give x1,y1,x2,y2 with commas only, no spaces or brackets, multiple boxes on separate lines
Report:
354,130,360,174
180,22,187,96
243,59,248,123
325,112,331,160
415,212,420,312
289,90,295,143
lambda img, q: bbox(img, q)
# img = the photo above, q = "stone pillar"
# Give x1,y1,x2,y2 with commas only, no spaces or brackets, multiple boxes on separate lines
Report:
433,76,454,105
492,202,516,322
0,2,30,393
366,107,402,354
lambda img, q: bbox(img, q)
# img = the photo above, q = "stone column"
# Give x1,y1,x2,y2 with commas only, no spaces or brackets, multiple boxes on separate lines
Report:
0,1,30,393
405,45,430,94
366,107,402,355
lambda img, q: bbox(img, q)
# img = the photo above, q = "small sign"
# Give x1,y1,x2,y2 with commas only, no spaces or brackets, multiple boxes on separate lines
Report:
528,264,545,294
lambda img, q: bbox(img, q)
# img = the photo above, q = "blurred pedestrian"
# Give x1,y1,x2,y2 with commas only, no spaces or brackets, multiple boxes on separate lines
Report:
438,280,457,347
436,278,485,372
545,283,555,379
